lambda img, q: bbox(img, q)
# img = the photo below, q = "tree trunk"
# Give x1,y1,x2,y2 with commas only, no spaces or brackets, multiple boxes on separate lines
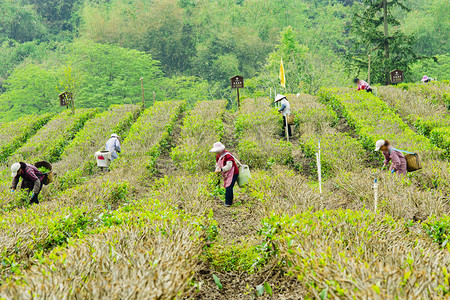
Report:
383,0,390,85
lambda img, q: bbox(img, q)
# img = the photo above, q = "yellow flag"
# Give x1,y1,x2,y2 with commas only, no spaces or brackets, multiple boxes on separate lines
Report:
280,58,286,88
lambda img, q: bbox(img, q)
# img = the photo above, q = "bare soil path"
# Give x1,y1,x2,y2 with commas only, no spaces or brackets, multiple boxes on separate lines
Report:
187,110,304,300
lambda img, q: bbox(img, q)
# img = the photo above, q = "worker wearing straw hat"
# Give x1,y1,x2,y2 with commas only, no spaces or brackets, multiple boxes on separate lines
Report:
375,140,407,176
274,94,292,137
10,162,46,204
210,142,239,207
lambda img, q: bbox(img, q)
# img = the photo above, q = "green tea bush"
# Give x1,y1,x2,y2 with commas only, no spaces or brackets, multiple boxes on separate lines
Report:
320,89,450,191
290,94,367,177
260,209,450,298
9,109,98,164
320,89,442,158
378,86,450,153
55,104,140,183
1,196,211,299
0,113,53,162
397,81,450,107
171,100,226,172
112,101,185,173
236,98,293,169
423,215,450,247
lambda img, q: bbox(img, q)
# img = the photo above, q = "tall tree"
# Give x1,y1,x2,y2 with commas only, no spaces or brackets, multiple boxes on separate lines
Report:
349,0,417,84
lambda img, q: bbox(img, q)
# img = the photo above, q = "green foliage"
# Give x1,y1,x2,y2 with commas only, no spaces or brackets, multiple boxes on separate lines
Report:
171,100,226,172
319,89,442,158
101,180,130,207
259,209,449,298
349,0,417,84
0,113,52,162
407,55,450,81
212,274,222,290
207,243,265,273
257,26,347,95
0,0,47,42
423,215,450,247
157,76,220,107
0,63,60,121
0,40,162,120
10,108,97,163
401,0,450,57
0,40,53,81
67,40,162,109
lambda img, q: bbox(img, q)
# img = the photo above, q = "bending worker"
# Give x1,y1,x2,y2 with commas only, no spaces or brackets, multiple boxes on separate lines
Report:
274,94,292,137
105,133,121,161
210,142,239,207
354,78,373,93
10,162,46,204
375,140,407,175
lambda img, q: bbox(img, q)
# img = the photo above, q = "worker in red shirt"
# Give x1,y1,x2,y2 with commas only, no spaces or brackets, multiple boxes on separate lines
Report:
10,162,46,204
354,78,373,93
210,142,239,207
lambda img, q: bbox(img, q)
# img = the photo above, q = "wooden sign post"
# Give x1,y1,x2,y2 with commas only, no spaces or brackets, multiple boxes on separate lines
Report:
59,91,73,112
390,69,404,84
140,77,145,109
230,75,244,109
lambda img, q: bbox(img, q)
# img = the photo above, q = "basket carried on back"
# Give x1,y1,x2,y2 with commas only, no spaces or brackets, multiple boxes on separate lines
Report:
34,161,54,185
392,149,422,172
286,114,295,125
404,153,422,172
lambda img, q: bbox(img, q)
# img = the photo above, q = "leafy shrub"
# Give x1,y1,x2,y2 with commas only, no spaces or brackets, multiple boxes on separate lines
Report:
260,209,450,298
56,105,141,180
423,215,450,247
9,109,98,164
171,100,226,172
290,94,367,177
207,243,265,273
396,81,450,107
236,98,293,169
378,86,450,153
320,89,444,158
0,113,53,162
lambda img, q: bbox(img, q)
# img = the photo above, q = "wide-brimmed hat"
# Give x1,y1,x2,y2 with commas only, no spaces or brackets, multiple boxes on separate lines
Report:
209,142,225,153
421,75,429,82
274,94,287,103
375,140,385,151
11,162,20,177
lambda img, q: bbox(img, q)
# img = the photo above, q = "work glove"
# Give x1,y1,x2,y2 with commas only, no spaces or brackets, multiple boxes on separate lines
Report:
10,189,14,193
391,169,396,174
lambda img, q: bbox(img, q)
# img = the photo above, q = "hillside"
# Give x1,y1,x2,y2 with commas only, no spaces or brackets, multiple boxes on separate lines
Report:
0,0,449,298
0,82,448,298
0,0,449,122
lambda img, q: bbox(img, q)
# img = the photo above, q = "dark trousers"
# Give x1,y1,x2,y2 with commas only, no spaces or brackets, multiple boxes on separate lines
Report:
366,88,373,93
225,174,239,206
21,178,44,204
283,116,292,137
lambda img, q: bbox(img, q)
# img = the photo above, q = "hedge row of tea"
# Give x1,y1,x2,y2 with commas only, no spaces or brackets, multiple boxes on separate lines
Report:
236,98,292,168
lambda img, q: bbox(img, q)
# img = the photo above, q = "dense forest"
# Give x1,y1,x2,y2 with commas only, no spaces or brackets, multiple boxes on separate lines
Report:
0,0,448,121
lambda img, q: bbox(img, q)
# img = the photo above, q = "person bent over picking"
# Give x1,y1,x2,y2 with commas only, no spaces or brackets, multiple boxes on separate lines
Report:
210,142,239,207
354,78,373,93
10,162,46,204
375,140,407,176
